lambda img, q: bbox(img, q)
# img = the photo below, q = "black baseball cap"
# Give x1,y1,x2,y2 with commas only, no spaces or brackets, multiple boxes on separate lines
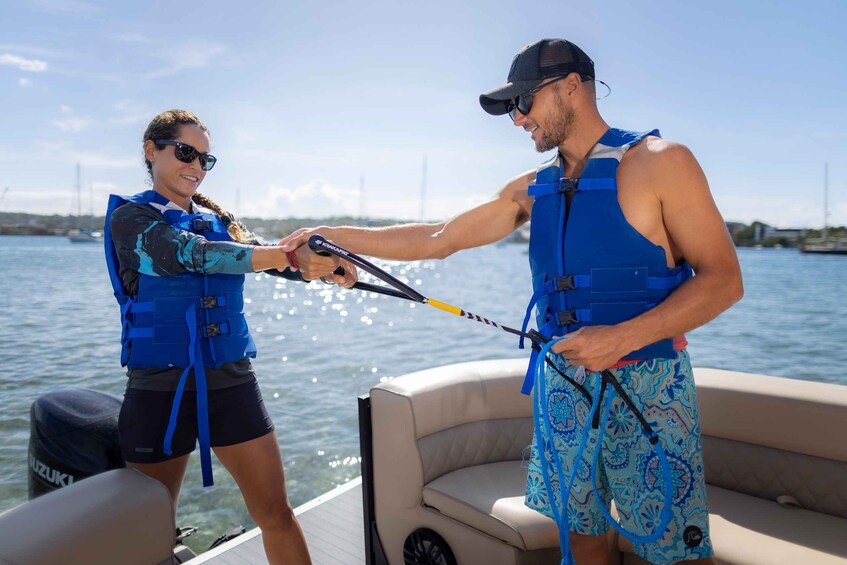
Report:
479,38,595,116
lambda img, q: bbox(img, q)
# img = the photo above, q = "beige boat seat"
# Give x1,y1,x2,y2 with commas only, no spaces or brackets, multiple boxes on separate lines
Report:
0,468,177,565
371,359,573,564
369,359,847,565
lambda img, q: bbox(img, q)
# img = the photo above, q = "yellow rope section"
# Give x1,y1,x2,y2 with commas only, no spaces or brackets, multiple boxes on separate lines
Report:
425,298,463,317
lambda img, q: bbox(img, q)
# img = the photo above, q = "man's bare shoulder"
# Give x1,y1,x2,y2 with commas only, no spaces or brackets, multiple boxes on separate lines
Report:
624,136,705,194
629,136,696,168
501,169,536,218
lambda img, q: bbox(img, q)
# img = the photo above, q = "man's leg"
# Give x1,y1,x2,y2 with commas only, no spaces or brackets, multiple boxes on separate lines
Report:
603,353,714,565
570,531,609,564
526,359,614,563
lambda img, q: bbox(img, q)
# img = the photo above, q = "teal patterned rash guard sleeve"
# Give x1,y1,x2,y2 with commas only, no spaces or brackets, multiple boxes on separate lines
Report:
110,202,301,296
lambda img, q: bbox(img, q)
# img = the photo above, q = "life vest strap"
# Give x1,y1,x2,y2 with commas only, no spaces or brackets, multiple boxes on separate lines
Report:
126,327,154,339
162,305,215,487
125,301,154,313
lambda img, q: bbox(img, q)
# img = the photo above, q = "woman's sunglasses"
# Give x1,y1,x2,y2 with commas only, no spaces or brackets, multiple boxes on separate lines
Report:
154,139,217,171
506,75,608,121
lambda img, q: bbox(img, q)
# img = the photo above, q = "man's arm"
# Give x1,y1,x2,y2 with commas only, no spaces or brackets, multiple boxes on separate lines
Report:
553,140,743,370
279,171,535,260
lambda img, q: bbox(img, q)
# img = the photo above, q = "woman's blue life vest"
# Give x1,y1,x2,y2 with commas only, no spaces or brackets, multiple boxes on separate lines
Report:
104,190,257,487
519,128,693,394
104,190,257,371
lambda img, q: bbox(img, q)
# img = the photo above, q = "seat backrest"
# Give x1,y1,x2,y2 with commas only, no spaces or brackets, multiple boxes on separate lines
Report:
0,468,176,565
371,358,532,493
695,368,847,519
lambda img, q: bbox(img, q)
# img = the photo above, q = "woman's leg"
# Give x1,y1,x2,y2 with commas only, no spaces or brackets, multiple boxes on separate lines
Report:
126,455,190,508
214,432,311,565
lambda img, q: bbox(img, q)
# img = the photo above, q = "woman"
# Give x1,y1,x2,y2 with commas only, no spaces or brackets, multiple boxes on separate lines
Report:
104,109,354,564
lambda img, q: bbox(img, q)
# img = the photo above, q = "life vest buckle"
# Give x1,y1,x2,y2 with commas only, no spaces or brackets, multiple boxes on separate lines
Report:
554,275,576,291
202,323,230,337
198,296,220,309
556,309,578,325
192,218,212,232
560,178,578,193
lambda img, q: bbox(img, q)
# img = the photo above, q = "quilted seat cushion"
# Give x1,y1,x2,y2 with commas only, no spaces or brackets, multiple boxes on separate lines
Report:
615,486,847,565
422,460,559,551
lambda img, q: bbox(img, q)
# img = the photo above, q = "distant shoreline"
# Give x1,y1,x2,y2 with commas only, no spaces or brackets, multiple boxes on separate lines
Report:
2,212,845,247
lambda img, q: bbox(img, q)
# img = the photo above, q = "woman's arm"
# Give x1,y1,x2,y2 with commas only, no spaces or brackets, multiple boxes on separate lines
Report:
110,203,353,285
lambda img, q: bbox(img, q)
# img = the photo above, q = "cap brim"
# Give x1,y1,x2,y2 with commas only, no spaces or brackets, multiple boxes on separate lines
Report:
479,79,539,116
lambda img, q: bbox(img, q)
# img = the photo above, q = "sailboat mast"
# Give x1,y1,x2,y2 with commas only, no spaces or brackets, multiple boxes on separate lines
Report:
823,163,829,241
419,154,427,222
359,176,365,218
76,163,81,218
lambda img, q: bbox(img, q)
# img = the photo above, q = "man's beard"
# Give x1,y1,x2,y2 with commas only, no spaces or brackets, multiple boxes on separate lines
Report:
536,92,575,153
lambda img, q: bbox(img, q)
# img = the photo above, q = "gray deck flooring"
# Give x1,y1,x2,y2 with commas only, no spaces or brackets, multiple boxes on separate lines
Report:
188,477,365,565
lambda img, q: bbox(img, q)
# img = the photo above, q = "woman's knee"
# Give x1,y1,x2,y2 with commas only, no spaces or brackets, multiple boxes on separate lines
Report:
250,497,297,531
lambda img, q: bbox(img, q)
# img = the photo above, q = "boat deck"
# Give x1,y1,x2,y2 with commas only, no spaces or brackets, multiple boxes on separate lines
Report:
187,477,365,564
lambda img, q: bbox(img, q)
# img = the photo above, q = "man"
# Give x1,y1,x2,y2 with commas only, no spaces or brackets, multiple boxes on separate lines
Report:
281,38,742,564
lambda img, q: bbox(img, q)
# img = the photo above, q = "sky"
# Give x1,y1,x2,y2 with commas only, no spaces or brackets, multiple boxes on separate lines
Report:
1,0,845,228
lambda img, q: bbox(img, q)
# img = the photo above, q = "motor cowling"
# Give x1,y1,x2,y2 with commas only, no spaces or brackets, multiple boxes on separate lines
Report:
28,388,124,499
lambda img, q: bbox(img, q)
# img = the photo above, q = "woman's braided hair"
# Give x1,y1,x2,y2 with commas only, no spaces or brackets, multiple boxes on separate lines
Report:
142,109,253,243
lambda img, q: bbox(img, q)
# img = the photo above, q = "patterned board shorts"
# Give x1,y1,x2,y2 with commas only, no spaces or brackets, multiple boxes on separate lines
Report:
525,350,714,565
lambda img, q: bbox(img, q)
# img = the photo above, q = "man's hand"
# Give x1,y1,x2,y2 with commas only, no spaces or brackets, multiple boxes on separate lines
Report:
291,243,358,287
279,226,332,253
550,325,634,372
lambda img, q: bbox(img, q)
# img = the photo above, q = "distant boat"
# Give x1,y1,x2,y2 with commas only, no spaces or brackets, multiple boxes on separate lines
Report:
67,228,103,244
801,239,847,255
67,163,102,244
801,163,847,255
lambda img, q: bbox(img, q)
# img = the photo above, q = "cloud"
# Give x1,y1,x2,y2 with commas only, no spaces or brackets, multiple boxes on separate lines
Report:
146,42,226,79
110,100,153,126
18,78,33,87
110,32,152,45
52,117,91,132
0,53,47,72
239,180,361,218
33,140,138,170
28,0,99,16
67,151,138,169
52,105,93,132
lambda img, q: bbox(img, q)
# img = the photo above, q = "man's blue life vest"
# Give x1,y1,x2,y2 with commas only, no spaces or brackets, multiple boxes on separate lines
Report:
104,189,257,486
520,128,693,394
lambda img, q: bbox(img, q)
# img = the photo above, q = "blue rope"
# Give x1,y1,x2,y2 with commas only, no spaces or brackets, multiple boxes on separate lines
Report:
532,341,674,563
589,385,674,543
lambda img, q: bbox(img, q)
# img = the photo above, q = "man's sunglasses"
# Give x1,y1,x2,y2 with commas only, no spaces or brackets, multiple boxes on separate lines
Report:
154,140,217,171
506,74,600,121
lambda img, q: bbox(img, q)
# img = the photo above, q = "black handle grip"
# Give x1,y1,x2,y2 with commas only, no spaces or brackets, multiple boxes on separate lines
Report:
307,235,426,303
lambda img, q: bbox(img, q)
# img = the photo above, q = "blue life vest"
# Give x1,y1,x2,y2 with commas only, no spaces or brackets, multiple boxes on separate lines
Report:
104,190,257,486
520,128,693,394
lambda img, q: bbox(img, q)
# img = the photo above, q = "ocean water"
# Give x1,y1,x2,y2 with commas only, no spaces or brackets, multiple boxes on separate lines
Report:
0,236,845,552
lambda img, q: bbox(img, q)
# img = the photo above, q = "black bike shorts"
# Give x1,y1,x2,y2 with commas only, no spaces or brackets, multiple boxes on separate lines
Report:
119,378,275,464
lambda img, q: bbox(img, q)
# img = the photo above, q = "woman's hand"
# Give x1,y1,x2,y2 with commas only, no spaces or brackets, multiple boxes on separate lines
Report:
291,244,358,287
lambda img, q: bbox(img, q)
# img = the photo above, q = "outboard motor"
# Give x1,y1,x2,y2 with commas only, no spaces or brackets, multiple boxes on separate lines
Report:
28,388,124,499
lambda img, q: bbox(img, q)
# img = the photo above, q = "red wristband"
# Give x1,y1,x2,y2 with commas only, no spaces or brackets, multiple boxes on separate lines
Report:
285,250,299,270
